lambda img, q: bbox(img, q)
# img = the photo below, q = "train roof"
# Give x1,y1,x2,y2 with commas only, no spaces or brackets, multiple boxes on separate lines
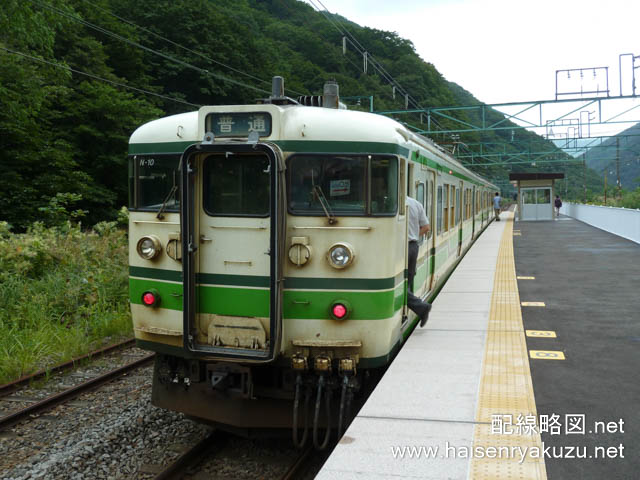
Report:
129,105,497,190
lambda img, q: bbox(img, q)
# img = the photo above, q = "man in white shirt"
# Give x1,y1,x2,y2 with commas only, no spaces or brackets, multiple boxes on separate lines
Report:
406,196,432,327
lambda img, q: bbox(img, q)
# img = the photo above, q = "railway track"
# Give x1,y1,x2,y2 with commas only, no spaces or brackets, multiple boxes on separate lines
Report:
0,338,136,399
0,340,154,431
151,431,318,480
0,339,330,479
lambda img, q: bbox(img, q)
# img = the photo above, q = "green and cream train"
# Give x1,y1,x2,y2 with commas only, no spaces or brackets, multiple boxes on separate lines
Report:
128,78,497,447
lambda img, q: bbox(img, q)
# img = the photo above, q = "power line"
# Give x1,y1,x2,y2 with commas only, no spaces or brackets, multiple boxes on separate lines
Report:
1,46,201,108
28,0,273,96
312,0,425,110
307,0,449,133
78,0,306,97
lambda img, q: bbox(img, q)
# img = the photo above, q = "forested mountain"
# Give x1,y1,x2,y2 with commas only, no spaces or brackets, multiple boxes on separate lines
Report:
585,123,640,190
0,0,602,229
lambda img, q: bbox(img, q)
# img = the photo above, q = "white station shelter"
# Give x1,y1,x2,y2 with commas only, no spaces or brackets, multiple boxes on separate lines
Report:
509,173,564,221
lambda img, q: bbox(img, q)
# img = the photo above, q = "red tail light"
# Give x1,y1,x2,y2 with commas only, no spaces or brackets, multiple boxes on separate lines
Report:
142,290,160,307
332,303,347,319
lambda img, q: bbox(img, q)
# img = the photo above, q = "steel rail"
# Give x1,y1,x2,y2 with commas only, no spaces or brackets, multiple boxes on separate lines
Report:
280,446,315,480
0,338,136,398
152,431,223,480
0,353,155,431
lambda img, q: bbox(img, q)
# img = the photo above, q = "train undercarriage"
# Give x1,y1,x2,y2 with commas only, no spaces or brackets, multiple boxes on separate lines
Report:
151,354,379,449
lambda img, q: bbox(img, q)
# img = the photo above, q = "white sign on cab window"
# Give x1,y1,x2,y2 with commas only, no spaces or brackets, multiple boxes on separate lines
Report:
330,179,350,197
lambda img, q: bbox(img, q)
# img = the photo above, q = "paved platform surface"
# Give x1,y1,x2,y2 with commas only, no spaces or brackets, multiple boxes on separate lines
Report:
516,215,640,479
318,212,545,479
317,212,639,479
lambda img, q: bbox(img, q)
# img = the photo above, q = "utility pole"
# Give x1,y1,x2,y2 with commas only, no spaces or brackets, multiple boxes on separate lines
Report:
604,172,607,205
583,153,587,203
616,136,621,199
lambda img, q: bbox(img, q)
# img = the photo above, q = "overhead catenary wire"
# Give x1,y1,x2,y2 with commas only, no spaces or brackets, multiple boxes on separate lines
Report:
27,0,273,96
306,0,449,133
1,46,201,108
311,0,424,110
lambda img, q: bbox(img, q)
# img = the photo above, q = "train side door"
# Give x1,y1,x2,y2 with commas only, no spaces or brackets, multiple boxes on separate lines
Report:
457,180,463,256
472,186,476,237
427,173,436,290
181,143,285,362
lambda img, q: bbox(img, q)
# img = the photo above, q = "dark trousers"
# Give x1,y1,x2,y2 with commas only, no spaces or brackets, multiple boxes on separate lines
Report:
407,241,431,319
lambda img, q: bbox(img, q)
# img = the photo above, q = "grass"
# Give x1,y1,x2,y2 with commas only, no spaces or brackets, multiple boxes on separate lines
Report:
0,220,132,384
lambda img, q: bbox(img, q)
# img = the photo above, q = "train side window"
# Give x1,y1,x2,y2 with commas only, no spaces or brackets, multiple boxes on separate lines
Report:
456,187,461,225
436,185,443,234
443,185,449,231
416,182,425,207
428,180,433,238
463,189,468,220
450,185,455,228
399,158,406,216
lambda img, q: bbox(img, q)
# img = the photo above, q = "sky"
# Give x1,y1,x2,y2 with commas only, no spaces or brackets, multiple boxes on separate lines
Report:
302,0,640,143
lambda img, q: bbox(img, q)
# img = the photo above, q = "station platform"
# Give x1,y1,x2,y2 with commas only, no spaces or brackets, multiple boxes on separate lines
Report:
317,212,639,479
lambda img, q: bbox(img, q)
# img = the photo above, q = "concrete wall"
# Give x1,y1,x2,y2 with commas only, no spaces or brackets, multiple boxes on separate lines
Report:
560,202,640,244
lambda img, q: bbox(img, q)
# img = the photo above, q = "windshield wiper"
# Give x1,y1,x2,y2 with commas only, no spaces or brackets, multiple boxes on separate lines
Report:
312,185,337,225
156,171,178,220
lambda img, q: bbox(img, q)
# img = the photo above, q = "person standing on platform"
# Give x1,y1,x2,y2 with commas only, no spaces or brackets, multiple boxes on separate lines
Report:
554,195,562,217
493,192,502,221
406,196,432,327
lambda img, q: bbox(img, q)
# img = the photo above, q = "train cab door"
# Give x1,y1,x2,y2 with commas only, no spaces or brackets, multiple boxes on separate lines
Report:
181,142,285,362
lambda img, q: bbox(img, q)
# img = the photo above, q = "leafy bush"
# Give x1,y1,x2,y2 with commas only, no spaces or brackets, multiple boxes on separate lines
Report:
0,221,132,383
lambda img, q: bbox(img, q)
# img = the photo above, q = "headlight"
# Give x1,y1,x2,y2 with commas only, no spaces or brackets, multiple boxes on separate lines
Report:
327,242,355,269
137,235,162,260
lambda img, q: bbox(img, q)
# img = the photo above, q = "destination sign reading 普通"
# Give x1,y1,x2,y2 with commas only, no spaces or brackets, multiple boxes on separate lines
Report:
206,112,272,137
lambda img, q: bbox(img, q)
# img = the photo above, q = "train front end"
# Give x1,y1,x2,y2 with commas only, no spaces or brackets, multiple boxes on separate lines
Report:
128,80,409,443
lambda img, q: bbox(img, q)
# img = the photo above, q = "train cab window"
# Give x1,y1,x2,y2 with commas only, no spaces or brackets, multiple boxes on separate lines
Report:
287,154,397,216
203,153,270,216
437,186,443,234
132,154,180,211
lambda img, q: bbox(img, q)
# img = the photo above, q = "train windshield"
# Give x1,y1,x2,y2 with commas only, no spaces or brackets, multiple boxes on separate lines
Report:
288,154,397,216
203,153,270,217
131,154,180,211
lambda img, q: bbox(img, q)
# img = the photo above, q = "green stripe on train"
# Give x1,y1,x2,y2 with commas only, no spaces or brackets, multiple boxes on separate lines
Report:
128,140,409,157
129,278,405,320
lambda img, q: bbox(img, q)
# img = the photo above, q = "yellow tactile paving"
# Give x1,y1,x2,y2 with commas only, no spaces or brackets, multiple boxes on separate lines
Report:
470,212,547,480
